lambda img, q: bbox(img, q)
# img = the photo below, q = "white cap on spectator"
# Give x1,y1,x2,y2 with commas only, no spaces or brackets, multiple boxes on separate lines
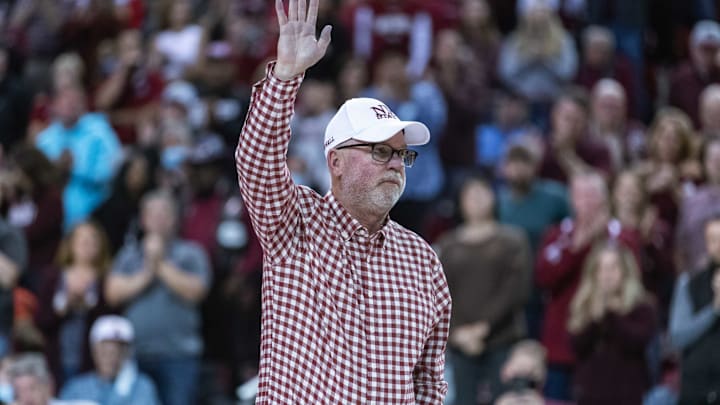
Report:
517,0,559,17
324,98,429,157
90,315,134,344
692,20,720,47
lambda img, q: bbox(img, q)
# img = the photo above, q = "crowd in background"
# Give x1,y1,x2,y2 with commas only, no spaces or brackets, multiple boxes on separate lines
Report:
0,0,719,404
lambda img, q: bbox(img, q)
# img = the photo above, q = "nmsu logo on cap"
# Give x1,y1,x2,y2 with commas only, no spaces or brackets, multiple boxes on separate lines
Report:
324,136,334,147
370,104,397,120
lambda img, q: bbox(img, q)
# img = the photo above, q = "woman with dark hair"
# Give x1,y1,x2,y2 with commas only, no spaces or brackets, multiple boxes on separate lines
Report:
92,148,158,254
36,221,113,386
436,176,532,404
5,144,64,294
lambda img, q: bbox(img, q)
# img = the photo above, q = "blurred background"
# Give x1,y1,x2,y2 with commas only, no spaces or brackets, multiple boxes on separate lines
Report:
0,0,719,404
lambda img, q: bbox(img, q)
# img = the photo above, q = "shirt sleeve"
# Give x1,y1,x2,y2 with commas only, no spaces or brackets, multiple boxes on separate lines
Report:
235,62,304,262
413,263,451,404
669,272,718,350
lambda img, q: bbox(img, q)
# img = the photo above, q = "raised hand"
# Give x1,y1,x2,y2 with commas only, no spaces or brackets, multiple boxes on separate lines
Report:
274,0,332,80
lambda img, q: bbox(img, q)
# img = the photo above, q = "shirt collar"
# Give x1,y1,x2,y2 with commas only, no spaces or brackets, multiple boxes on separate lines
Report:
325,192,390,246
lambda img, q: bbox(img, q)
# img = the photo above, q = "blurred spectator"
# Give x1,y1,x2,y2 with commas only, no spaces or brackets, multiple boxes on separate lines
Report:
159,80,205,131
95,28,165,145
676,137,720,273
289,80,334,193
669,20,720,128
0,42,32,155
434,27,496,179
535,172,639,401
60,315,160,405
8,352,58,405
92,149,158,255
346,0,434,79
0,196,27,358
498,144,569,340
59,0,124,87
180,134,230,262
6,0,64,81
495,340,547,405
35,85,122,231
192,41,249,149
4,145,63,294
27,52,86,143
635,107,698,232
475,89,535,173
588,79,646,172
568,241,657,404
698,83,720,138
105,190,210,405
498,144,569,254
362,51,447,235
612,170,675,325
538,89,613,183
669,216,720,404
457,0,500,72
498,0,577,128
575,25,638,119
304,0,351,81
151,0,205,81
436,176,531,405
36,221,112,386
336,56,368,104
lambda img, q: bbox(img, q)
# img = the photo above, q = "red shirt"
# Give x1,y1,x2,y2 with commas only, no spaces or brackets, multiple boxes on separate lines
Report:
236,62,451,404
536,218,640,366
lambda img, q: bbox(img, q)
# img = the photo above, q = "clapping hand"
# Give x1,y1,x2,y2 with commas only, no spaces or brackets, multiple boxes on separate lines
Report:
274,0,332,80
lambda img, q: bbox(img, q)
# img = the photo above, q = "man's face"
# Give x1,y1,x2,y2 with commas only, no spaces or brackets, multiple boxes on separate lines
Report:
704,141,720,183
701,95,720,133
53,88,85,128
332,132,406,216
141,197,176,237
706,220,720,263
12,375,51,405
502,159,535,190
552,99,587,143
92,340,128,380
592,92,625,129
571,177,606,222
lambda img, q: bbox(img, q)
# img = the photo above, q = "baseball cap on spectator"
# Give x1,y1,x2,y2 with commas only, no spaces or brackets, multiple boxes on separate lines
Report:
188,134,227,165
517,0,559,16
324,98,429,157
691,20,720,47
90,315,134,344
163,81,199,113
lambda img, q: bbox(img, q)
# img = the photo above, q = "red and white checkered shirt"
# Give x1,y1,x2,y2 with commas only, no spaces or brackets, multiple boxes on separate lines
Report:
235,63,451,404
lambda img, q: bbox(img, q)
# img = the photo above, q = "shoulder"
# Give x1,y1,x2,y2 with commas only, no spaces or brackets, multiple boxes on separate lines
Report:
496,224,528,245
60,373,99,396
535,179,568,197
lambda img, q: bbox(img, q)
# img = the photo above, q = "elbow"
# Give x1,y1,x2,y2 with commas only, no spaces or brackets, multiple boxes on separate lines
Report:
183,285,207,304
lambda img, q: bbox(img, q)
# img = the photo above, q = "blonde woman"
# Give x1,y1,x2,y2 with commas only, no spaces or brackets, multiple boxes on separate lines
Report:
498,0,577,121
568,242,657,405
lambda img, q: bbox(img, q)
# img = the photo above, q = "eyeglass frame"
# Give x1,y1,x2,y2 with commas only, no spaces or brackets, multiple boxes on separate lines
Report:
333,142,419,167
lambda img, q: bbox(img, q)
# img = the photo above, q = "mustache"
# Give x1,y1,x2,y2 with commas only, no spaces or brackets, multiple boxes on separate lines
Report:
380,173,403,185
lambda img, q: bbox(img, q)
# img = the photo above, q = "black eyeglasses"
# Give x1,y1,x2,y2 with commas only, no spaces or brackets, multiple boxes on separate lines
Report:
334,143,418,167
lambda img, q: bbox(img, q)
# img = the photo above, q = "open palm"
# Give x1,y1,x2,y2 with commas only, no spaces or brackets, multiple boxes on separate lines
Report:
274,0,332,80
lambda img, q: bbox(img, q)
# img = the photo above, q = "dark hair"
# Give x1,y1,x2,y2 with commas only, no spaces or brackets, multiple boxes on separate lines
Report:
9,144,61,190
556,86,590,112
505,144,537,164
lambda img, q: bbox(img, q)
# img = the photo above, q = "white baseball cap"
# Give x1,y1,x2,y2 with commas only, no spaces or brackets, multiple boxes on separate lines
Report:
90,315,134,344
324,98,430,157
692,20,720,47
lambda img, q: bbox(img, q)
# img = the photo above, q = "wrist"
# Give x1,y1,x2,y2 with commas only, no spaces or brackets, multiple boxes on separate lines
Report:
273,63,299,81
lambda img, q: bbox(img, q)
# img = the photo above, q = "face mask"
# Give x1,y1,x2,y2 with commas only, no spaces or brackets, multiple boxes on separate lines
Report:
0,383,13,403
161,146,189,171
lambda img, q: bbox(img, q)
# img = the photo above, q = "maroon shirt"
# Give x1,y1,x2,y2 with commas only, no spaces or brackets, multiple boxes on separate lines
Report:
669,61,720,128
539,137,613,184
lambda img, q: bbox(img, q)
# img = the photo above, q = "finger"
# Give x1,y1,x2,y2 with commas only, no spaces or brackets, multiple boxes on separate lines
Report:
298,0,307,21
288,0,297,21
307,0,318,26
318,24,332,53
275,0,287,25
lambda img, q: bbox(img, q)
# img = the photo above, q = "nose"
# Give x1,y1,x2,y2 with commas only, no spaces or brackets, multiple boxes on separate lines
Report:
386,152,405,170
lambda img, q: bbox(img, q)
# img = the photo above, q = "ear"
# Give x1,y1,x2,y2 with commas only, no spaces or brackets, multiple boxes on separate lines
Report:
327,149,343,177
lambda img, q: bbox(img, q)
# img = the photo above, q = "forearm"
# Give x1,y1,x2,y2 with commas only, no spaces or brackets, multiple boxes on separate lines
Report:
105,268,154,307
235,62,302,256
157,261,207,303
669,274,717,350
95,69,130,110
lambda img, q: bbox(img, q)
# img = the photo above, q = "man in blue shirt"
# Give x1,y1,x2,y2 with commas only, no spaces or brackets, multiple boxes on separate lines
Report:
60,315,159,405
35,86,121,231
